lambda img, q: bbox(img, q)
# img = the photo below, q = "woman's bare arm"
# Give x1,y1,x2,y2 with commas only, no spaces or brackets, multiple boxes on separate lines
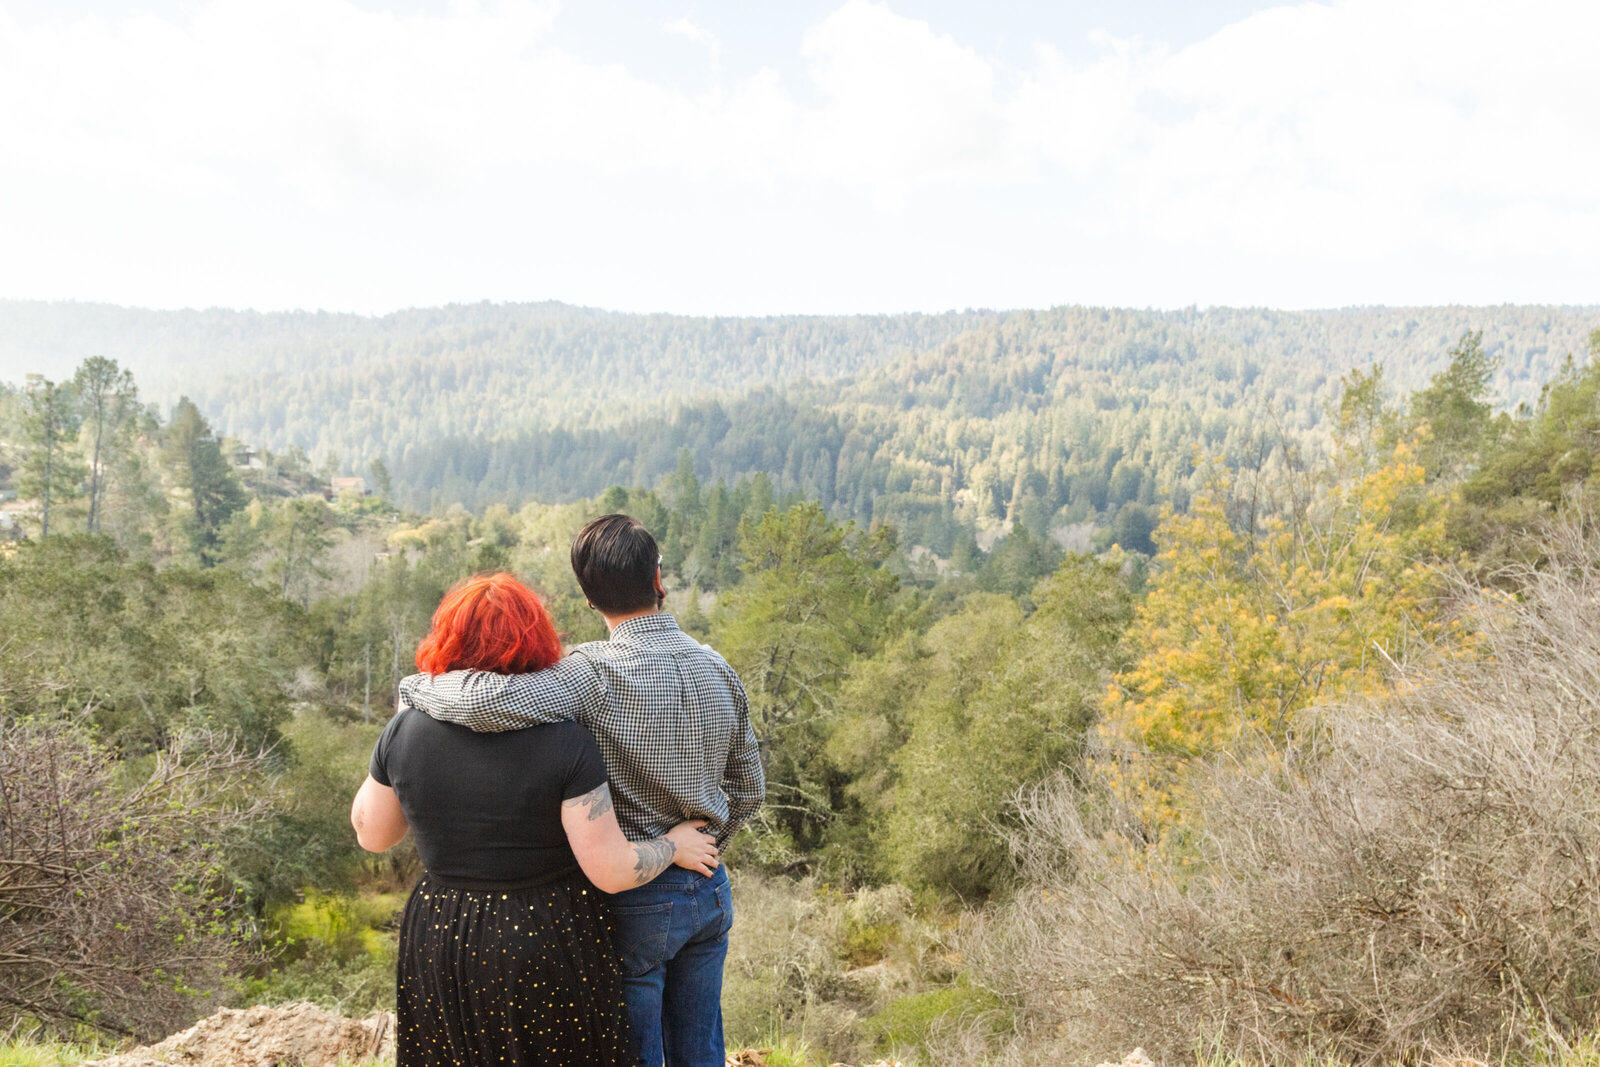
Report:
561,783,719,893
351,775,409,852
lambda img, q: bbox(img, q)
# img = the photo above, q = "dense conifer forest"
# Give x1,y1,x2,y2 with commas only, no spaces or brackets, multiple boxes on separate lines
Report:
6,302,1597,528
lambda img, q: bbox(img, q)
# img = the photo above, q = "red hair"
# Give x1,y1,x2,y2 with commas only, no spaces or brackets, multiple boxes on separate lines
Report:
415,572,562,675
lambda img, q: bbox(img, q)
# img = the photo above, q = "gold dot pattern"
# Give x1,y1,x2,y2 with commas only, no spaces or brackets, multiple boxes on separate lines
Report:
397,874,631,1066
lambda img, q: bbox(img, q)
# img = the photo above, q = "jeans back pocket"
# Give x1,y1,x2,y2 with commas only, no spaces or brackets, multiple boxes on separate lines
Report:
611,901,673,979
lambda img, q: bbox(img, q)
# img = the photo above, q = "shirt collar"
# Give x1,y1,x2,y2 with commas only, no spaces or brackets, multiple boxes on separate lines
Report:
608,612,683,643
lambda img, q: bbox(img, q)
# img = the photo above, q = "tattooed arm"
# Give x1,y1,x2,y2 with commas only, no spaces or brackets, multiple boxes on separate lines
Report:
560,783,720,893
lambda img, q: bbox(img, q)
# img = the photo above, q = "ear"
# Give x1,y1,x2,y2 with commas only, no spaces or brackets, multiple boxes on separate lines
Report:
655,566,666,606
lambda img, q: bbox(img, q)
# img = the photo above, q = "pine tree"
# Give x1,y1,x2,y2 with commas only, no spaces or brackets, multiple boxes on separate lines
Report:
19,375,84,538
713,503,897,845
164,397,246,566
73,356,139,535
369,457,394,502
1410,330,1499,482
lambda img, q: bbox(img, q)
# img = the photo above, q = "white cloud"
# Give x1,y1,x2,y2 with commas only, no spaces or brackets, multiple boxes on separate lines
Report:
665,15,720,59
796,1,1015,193
0,0,1595,314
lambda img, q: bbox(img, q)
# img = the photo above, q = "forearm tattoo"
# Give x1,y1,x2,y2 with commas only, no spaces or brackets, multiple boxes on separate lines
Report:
563,783,614,821
631,838,677,884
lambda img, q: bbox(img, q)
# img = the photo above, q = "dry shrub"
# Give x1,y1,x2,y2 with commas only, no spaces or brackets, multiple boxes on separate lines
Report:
0,718,271,1041
964,516,1600,1066
723,872,867,1060
724,873,955,1065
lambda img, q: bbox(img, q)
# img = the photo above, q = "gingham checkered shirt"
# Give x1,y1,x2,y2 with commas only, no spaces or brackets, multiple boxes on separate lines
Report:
396,613,764,848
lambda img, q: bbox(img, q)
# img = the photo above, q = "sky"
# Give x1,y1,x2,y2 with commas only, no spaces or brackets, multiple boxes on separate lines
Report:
0,0,1596,316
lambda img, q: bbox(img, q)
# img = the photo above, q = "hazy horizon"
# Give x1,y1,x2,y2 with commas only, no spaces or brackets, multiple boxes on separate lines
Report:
7,295,1600,323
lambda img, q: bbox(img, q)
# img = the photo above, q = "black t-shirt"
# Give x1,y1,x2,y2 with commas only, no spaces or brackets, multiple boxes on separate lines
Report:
369,708,608,888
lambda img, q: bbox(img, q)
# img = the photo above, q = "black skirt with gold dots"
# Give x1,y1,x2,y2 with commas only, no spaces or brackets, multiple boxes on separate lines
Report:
396,873,631,1067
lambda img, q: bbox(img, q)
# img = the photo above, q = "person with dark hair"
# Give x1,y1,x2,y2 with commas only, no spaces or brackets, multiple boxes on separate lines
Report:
351,572,722,1067
398,515,764,1067
570,513,666,614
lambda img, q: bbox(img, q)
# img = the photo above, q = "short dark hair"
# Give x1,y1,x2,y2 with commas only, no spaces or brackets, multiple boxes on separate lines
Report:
570,514,662,615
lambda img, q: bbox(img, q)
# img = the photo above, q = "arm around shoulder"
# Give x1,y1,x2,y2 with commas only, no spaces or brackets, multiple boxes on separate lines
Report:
398,655,606,732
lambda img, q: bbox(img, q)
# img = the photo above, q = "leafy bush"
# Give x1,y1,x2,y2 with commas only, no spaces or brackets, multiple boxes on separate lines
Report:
271,890,406,962
723,874,862,1060
242,887,404,1018
224,710,401,906
0,535,305,753
840,555,1130,897
965,514,1600,1065
242,938,397,1018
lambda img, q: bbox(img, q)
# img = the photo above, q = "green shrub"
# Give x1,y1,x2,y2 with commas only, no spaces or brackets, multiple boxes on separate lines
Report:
839,922,894,968
245,888,404,1017
271,889,406,962
722,874,966,1065
865,978,1004,1058
863,557,1132,898
225,709,397,905
242,938,397,1017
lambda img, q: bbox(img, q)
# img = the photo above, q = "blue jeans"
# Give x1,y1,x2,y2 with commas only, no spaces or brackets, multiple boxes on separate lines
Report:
609,864,733,1067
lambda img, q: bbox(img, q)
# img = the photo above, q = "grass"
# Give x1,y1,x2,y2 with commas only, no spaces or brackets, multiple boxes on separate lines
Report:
26,1020,1600,1067
725,1038,830,1067
0,1035,399,1067
0,1036,111,1066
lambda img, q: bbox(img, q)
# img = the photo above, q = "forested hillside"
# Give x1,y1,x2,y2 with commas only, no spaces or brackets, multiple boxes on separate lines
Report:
4,302,1597,551
0,300,991,462
390,305,1600,545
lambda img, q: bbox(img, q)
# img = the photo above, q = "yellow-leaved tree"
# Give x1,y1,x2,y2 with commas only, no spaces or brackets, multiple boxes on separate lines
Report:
1100,433,1449,824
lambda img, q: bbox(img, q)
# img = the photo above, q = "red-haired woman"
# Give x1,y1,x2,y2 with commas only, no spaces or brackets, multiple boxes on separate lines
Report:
349,573,718,1067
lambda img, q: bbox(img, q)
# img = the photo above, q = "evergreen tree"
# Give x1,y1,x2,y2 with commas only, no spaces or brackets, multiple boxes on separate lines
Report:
746,471,775,520
164,397,246,566
72,356,138,535
1410,330,1499,481
19,375,84,538
669,448,701,514
663,448,702,572
714,502,898,850
369,456,394,502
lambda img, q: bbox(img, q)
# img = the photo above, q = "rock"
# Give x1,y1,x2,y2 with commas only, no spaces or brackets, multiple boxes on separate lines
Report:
725,1053,902,1067
83,1002,396,1067
1095,1048,1155,1067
